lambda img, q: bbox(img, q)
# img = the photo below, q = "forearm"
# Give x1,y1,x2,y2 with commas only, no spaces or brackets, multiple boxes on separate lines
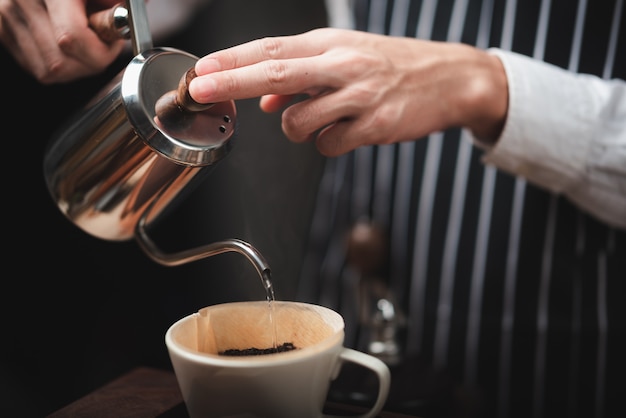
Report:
472,49,626,229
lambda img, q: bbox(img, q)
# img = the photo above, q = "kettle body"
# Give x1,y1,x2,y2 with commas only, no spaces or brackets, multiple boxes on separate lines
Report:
43,47,236,241
41,0,271,275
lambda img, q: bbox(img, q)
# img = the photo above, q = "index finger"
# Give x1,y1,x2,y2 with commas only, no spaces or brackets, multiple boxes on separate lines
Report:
45,0,126,67
190,29,342,104
196,29,332,73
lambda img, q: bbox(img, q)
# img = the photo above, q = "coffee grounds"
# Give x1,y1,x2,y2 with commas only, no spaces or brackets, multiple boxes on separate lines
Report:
219,342,297,356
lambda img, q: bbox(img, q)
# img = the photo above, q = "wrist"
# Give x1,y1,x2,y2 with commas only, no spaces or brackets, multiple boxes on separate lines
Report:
459,47,509,145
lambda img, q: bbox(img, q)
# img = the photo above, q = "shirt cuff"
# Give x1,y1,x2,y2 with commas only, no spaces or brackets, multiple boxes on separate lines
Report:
470,48,592,195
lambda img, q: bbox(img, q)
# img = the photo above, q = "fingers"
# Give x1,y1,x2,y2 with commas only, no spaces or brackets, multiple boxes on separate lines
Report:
45,0,126,69
1,0,126,83
313,115,385,157
279,86,407,157
276,86,381,156
280,90,347,142
196,29,330,72
188,28,417,157
259,94,297,113
0,0,55,80
191,55,337,104
315,121,355,157
283,108,370,158
191,29,349,104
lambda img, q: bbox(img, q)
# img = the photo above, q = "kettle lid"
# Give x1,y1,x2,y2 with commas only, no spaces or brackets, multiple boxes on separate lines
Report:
121,47,236,166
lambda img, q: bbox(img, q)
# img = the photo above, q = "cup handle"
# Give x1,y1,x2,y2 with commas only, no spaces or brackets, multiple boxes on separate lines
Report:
323,348,391,418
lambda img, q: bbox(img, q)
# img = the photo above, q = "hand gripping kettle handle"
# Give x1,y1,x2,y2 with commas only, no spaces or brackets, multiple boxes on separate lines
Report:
88,0,152,55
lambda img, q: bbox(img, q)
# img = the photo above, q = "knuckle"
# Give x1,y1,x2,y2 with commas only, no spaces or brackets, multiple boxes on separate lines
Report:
258,36,283,59
364,107,400,145
56,30,79,54
221,49,241,69
37,60,64,84
263,60,288,86
0,0,16,18
219,72,242,95
370,105,397,130
36,48,82,84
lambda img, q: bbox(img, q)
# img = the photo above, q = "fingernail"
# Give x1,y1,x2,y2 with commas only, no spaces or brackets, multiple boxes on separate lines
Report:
189,76,217,103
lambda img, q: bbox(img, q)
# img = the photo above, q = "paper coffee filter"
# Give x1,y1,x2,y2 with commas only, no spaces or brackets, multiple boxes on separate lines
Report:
186,301,343,355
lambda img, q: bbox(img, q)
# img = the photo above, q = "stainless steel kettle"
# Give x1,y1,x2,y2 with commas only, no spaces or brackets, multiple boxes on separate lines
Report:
43,0,270,276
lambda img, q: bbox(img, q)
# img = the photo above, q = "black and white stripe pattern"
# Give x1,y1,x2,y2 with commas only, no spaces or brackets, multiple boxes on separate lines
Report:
299,1,625,418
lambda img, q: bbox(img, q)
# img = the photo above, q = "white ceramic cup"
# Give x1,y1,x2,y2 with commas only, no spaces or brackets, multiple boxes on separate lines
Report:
165,300,391,418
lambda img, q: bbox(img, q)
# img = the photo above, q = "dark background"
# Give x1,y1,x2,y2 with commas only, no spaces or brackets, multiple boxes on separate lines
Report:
0,1,327,416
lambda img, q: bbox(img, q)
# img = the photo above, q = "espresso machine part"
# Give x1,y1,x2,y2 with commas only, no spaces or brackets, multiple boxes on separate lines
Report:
346,219,405,365
43,1,270,276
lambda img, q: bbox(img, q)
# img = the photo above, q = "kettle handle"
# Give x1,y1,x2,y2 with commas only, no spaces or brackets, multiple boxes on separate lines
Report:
89,0,153,55
88,3,130,43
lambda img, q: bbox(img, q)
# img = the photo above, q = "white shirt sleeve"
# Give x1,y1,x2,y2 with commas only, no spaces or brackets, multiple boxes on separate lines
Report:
472,49,626,230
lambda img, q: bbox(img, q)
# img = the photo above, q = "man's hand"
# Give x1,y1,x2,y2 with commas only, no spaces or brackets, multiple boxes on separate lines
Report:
0,0,127,84
191,28,508,156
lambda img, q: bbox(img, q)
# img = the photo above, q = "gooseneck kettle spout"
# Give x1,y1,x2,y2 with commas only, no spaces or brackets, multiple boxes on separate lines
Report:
135,201,271,276
136,229,271,277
